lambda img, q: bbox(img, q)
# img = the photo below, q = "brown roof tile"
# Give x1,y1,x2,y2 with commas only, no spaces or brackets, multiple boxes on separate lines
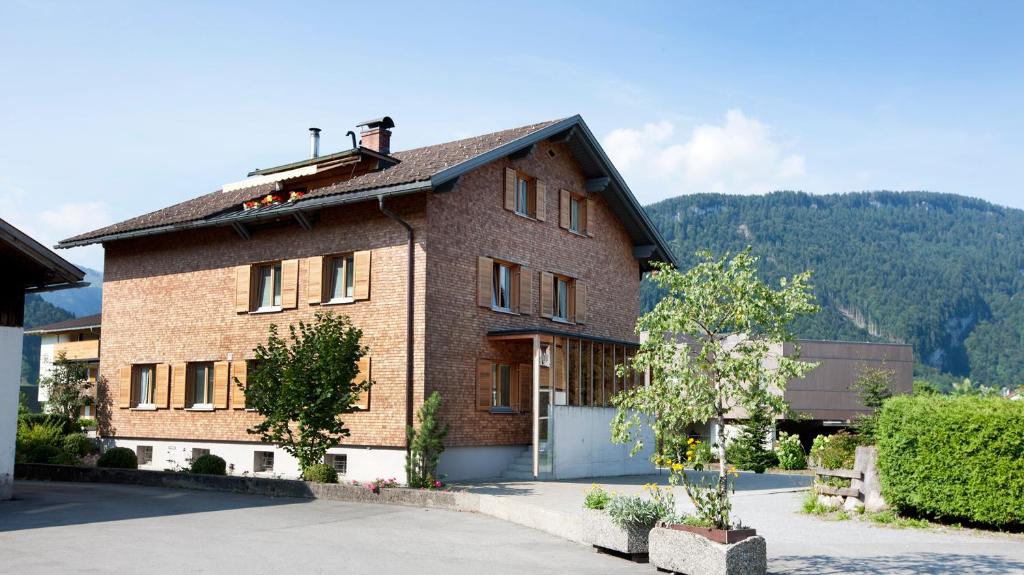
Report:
63,119,561,245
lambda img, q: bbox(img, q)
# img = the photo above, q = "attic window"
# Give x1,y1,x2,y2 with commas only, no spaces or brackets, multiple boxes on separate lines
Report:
242,190,305,211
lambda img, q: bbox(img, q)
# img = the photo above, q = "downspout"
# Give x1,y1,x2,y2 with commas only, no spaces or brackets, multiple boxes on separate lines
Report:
378,195,415,457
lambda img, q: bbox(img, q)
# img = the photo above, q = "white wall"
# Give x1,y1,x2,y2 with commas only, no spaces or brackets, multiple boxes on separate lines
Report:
550,406,656,479
437,445,526,480
36,334,57,403
106,438,407,482
1,326,24,500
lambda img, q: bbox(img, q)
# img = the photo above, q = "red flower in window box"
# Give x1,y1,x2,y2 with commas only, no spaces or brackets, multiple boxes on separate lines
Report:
289,190,304,202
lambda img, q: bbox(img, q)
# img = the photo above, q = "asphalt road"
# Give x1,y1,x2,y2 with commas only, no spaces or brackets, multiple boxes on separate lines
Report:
0,481,642,575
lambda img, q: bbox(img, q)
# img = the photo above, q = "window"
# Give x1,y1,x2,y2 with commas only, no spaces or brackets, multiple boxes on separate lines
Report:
555,277,570,320
188,362,214,408
256,262,283,310
254,451,275,473
133,364,156,407
191,448,210,463
137,445,153,465
515,174,530,215
569,196,581,233
326,453,348,475
328,254,355,302
491,364,512,410
492,262,513,311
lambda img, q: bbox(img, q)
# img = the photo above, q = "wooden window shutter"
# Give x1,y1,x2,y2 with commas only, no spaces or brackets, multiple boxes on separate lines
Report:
585,197,596,236
213,361,230,409
540,272,554,318
231,361,248,409
476,359,493,411
518,266,533,315
477,256,493,308
559,189,571,229
535,181,547,221
171,363,187,409
354,357,371,410
575,281,587,324
234,265,252,313
353,250,372,300
118,366,132,408
281,259,299,309
503,167,517,211
517,363,532,413
307,256,324,305
154,364,170,408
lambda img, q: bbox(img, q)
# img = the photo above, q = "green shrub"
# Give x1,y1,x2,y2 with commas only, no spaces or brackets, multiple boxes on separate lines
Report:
775,432,807,470
18,413,77,435
877,395,1024,528
97,447,138,469
78,418,97,429
190,454,227,476
584,484,612,510
15,419,65,463
809,431,858,469
302,463,338,483
606,485,677,529
61,434,96,458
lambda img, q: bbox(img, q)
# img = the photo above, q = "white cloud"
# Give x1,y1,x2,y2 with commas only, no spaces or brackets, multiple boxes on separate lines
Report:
0,178,110,270
603,110,808,203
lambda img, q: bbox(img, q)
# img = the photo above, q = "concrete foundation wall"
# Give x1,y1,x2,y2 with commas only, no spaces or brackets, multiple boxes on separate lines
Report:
1,326,23,499
107,437,406,482
437,445,526,481
550,406,655,479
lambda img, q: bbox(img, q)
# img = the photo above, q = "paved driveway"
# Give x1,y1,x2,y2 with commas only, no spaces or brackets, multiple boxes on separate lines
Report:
462,472,1024,575
0,481,640,575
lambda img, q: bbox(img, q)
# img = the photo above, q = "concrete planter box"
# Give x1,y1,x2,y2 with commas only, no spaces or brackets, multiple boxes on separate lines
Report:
650,526,766,575
583,508,651,559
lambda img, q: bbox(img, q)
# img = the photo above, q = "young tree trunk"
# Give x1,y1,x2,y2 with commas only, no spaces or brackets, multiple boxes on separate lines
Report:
715,414,728,527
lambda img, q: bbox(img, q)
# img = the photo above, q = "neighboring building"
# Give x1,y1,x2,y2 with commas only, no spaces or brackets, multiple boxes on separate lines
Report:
687,338,913,448
25,313,101,416
1,218,86,499
58,115,675,481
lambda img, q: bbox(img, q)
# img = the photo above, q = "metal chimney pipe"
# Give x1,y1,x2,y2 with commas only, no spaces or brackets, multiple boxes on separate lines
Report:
309,127,321,158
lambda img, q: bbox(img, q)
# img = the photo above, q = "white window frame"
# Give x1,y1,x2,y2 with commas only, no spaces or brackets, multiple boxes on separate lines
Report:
491,363,512,411
326,453,348,475
569,196,581,233
492,262,513,312
327,254,356,304
133,364,156,409
187,362,214,410
254,450,275,473
255,262,283,312
137,445,153,466
554,277,570,321
515,174,531,216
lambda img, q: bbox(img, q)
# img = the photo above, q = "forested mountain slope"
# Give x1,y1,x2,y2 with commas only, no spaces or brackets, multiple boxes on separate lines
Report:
642,191,1024,390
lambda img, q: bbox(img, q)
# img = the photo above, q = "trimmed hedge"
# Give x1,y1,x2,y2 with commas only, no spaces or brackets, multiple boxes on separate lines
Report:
190,454,227,476
877,395,1024,527
302,463,338,484
97,447,138,469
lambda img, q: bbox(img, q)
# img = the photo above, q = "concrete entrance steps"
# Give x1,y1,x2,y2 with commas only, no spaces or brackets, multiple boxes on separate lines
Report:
499,447,537,480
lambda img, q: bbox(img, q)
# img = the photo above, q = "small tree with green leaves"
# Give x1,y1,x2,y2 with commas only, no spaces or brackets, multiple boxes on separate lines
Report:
243,312,370,474
850,364,894,443
727,380,779,473
39,352,92,423
406,391,449,488
612,249,817,529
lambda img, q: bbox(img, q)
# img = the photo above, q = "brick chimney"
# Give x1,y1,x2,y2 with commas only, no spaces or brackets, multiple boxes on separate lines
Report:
357,116,395,155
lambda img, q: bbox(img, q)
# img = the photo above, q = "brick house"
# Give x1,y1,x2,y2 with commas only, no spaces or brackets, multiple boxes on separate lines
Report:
59,115,675,481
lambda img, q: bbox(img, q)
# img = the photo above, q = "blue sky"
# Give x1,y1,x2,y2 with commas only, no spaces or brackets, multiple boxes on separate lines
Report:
2,1,1022,270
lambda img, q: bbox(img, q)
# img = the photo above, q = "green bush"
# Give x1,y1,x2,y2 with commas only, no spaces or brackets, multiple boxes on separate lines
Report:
78,418,97,429
877,395,1024,528
18,413,77,435
775,432,807,470
606,491,675,530
15,420,65,464
809,431,858,469
190,454,227,476
61,434,96,458
97,447,138,469
583,484,612,510
302,463,338,483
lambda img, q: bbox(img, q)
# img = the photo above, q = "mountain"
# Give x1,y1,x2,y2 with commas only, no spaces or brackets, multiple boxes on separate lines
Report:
39,266,102,317
21,294,76,386
642,191,1024,391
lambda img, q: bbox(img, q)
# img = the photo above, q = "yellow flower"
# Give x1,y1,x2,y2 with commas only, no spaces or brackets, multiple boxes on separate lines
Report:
671,463,684,472
687,438,696,445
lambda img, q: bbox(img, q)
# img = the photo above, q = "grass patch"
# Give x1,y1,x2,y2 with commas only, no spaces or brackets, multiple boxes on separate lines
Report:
868,509,931,529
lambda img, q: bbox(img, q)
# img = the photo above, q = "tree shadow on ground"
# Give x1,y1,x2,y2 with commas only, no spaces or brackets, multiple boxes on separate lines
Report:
553,470,812,492
0,480,308,532
771,552,1024,575
454,481,538,497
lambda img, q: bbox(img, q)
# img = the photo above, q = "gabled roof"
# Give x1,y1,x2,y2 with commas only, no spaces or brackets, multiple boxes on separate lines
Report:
1,217,86,292
58,116,676,268
25,313,101,335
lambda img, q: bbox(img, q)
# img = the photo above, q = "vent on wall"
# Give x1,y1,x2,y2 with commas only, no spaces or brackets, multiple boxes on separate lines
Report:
547,149,557,158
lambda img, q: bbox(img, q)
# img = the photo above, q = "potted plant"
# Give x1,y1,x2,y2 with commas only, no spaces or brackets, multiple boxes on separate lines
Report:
582,483,675,561
612,249,818,575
